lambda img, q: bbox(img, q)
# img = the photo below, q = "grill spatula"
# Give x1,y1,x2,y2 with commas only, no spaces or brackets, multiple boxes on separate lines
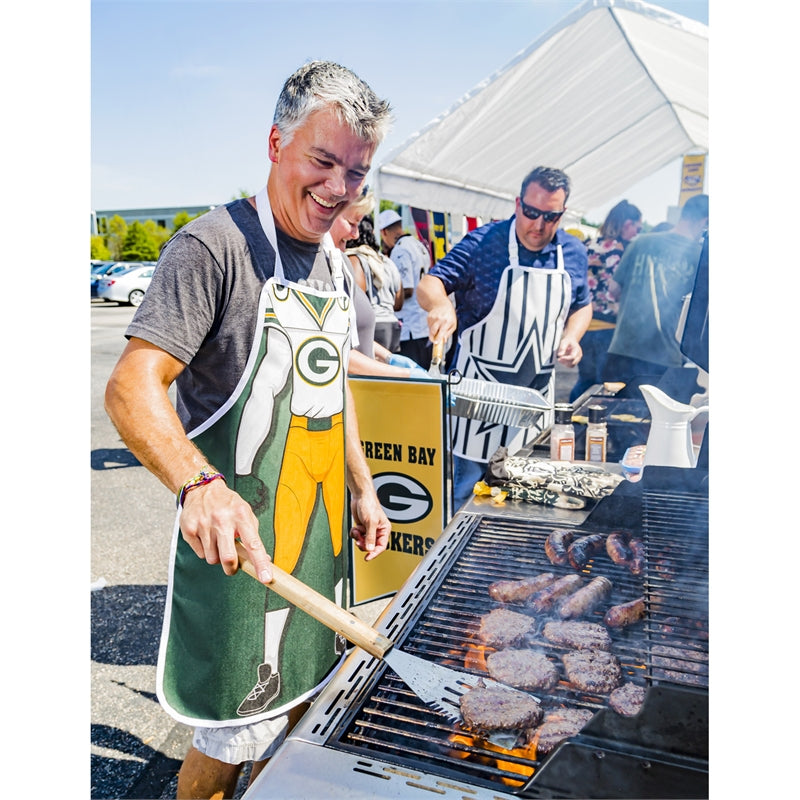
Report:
428,339,444,377
236,543,532,722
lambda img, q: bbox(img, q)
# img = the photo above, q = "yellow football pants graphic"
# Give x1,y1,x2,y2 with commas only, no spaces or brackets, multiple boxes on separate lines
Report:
272,413,345,574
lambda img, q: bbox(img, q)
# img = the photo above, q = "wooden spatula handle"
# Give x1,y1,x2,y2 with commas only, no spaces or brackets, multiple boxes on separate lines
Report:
235,542,393,660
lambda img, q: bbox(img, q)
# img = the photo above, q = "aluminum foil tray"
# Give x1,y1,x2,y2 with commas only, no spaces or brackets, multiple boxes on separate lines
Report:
450,377,549,427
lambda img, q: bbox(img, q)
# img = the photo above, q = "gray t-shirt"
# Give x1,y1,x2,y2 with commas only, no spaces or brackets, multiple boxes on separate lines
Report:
126,199,335,432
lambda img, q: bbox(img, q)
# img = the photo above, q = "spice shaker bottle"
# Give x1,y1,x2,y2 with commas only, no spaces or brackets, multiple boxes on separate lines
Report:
550,403,575,461
585,404,608,462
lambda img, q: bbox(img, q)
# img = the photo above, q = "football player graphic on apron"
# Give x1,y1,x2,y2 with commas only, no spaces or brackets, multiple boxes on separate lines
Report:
157,187,352,727
452,223,571,463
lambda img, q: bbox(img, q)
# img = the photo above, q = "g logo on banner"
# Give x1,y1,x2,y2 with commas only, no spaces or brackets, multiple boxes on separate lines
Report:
372,473,433,524
295,337,341,385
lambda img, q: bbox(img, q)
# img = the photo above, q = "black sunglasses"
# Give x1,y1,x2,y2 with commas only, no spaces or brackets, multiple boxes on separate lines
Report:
519,199,564,224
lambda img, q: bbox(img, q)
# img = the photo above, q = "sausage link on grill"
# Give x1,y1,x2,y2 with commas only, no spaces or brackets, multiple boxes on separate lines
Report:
567,534,606,569
556,576,613,620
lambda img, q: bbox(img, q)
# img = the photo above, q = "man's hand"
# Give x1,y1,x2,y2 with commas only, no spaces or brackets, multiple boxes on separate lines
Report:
557,336,583,368
417,274,457,343
348,491,390,562
557,304,591,368
180,479,273,583
424,300,457,345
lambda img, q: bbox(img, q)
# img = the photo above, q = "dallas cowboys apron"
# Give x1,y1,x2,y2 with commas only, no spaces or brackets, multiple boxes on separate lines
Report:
157,187,351,727
452,223,571,462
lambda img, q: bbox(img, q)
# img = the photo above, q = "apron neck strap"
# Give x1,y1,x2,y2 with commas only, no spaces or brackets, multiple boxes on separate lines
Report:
508,221,520,267
510,219,565,271
255,186,283,281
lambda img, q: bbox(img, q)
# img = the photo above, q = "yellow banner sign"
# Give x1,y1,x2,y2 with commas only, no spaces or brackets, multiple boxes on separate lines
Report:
679,154,706,207
348,377,450,605
431,211,448,262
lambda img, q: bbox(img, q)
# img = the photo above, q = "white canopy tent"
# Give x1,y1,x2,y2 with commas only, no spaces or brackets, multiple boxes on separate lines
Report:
373,0,708,225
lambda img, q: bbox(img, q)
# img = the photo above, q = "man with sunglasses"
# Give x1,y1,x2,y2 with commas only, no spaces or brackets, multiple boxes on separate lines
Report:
417,166,591,509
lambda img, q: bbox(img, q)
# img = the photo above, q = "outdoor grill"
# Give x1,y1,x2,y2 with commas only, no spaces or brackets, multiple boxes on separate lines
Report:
248,465,709,799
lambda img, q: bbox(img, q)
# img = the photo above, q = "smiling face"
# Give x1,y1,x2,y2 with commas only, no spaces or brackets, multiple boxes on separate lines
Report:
267,106,375,243
329,208,361,252
514,182,567,253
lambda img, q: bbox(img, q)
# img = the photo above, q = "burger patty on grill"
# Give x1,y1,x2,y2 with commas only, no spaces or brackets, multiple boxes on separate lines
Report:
478,608,536,648
542,620,612,651
486,649,559,692
460,686,543,733
527,707,595,755
608,682,646,717
562,649,621,693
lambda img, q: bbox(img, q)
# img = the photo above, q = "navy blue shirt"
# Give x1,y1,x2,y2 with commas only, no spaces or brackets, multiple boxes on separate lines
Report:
429,216,589,333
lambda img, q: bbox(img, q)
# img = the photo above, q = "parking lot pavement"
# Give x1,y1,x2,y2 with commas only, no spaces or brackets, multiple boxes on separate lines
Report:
91,304,193,798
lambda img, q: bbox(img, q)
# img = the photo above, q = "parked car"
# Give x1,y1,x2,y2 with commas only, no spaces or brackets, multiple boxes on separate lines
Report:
91,261,153,298
96,264,156,306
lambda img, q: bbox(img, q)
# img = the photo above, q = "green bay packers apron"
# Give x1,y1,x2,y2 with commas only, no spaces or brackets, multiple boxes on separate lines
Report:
156,187,352,727
452,223,571,462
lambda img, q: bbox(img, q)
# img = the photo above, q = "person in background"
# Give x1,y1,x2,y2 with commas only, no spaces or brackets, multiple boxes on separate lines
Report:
569,200,642,401
604,194,709,384
378,209,434,369
650,221,675,233
104,61,392,799
347,215,404,354
329,194,430,380
417,166,591,509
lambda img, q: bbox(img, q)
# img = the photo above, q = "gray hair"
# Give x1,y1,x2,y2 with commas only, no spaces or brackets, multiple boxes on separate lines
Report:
273,61,392,147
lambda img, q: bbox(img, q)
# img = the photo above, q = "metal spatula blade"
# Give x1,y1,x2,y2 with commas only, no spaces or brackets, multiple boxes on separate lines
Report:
383,648,523,722
235,544,533,723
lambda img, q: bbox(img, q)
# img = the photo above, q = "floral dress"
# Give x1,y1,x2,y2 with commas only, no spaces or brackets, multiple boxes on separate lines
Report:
586,236,626,324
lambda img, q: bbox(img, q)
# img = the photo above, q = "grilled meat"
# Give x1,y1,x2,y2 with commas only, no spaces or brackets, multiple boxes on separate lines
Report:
486,649,559,692
608,682,646,717
542,620,612,651
658,616,709,641
562,649,622,693
605,531,633,566
529,574,583,613
567,534,606,569
628,538,645,575
603,596,646,628
527,707,594,755
488,572,558,604
478,608,536,648
556,576,612,620
459,686,543,733
545,529,575,566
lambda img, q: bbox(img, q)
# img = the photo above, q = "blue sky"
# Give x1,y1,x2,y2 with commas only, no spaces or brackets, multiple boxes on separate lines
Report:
91,0,709,225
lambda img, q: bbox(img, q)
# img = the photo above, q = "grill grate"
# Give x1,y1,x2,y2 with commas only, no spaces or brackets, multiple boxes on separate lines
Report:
329,489,708,793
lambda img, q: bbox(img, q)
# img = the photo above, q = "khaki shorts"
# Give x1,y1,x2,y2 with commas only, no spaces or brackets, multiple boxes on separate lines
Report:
192,715,289,764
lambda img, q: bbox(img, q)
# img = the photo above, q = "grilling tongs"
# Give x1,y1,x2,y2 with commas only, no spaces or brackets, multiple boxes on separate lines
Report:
236,543,527,723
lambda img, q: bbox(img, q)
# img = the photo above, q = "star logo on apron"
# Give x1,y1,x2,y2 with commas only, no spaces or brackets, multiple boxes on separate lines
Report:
468,316,552,391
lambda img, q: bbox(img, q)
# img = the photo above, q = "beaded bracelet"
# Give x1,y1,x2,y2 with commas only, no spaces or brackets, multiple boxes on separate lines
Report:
177,467,226,507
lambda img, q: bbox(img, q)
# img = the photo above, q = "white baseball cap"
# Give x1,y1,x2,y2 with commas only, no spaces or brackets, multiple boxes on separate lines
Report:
377,209,402,230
